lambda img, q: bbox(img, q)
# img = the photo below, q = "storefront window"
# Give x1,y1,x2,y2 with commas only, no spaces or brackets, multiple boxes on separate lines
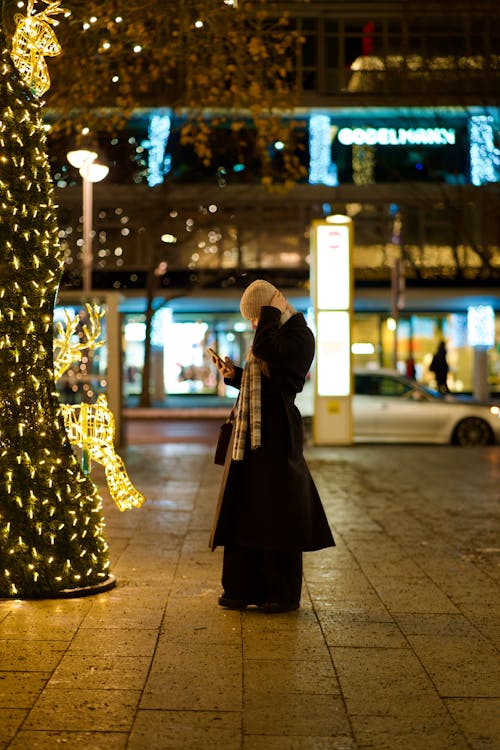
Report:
123,314,146,399
121,306,498,406
351,315,381,369
122,311,254,402
350,312,500,395
164,321,211,394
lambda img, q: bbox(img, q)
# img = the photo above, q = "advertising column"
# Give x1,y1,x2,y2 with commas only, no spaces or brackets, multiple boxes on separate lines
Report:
311,215,353,445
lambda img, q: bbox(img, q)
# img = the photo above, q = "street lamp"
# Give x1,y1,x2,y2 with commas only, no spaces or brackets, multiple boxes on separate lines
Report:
67,149,109,293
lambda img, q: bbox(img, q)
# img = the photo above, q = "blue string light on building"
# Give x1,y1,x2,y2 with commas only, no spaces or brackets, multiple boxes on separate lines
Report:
142,112,172,187
469,115,500,186
308,114,338,187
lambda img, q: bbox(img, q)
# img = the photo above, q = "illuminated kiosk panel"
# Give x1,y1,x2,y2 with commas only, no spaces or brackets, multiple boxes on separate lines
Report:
317,311,350,396
312,216,353,445
316,224,350,311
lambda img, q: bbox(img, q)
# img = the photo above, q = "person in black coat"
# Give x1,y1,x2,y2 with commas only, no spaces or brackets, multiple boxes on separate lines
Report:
209,279,335,614
429,341,449,393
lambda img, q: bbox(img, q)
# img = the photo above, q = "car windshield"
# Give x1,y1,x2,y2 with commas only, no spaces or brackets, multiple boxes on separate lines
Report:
355,373,441,399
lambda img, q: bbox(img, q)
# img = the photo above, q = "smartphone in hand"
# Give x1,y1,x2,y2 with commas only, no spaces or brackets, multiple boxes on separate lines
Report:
207,347,224,367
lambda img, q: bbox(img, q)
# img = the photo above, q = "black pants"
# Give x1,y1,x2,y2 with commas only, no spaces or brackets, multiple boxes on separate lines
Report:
222,545,303,607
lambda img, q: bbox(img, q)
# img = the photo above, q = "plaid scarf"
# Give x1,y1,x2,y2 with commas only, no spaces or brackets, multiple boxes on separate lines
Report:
231,306,294,461
232,352,262,461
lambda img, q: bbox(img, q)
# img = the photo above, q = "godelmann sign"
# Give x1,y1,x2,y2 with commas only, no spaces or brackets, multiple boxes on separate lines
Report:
337,127,456,146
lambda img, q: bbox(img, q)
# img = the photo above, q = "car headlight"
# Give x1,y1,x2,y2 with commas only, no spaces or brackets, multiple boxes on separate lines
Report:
490,405,500,417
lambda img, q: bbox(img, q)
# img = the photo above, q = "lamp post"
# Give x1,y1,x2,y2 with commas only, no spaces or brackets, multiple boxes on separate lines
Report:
67,150,109,293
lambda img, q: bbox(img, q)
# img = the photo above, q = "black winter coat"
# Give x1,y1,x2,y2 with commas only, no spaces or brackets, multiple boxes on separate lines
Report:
211,307,335,552
430,349,449,382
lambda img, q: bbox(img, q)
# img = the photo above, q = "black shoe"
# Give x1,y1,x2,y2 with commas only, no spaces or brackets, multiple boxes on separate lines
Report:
260,601,300,614
218,596,247,610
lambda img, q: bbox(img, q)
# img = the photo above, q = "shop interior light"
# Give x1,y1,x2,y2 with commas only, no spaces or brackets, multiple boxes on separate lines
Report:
326,214,352,224
352,343,375,355
467,305,495,347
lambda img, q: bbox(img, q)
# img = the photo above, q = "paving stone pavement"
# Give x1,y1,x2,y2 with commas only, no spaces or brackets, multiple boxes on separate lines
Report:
0,442,499,750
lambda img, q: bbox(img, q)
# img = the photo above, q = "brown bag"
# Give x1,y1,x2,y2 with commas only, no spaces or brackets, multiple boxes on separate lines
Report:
210,414,236,550
214,400,238,466
214,419,234,465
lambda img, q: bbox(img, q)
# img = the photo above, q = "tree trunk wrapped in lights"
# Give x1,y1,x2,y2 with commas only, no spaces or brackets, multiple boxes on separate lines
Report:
0,27,112,598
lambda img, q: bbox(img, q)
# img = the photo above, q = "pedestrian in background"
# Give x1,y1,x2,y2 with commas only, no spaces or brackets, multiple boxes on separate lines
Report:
209,279,334,614
429,341,449,393
406,357,416,380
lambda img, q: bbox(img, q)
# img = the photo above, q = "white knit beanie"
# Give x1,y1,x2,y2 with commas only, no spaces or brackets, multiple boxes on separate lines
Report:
240,279,277,320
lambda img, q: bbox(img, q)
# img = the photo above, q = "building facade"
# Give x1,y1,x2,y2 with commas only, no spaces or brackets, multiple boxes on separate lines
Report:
50,1,500,403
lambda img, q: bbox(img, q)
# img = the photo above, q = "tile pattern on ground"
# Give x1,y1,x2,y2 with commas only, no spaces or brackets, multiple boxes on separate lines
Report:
0,442,498,749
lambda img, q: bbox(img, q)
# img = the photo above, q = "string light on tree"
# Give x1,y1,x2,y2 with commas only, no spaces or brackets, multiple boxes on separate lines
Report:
41,1,304,189
0,8,113,598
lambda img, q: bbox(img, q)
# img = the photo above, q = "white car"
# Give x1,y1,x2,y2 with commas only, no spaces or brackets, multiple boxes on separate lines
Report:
353,370,500,446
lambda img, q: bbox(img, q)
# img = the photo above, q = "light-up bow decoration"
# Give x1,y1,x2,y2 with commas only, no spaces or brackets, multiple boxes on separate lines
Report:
10,0,68,97
54,304,146,512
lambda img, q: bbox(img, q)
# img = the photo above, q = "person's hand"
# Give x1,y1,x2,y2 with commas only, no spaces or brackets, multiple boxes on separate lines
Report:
221,357,236,379
270,289,288,314
210,354,235,379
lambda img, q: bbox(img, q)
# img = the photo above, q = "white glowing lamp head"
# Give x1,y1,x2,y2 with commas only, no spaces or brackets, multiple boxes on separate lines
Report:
67,149,109,182
80,162,109,183
67,149,98,169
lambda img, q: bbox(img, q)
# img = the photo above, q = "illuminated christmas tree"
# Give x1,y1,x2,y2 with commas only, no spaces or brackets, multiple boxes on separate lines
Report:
0,19,112,598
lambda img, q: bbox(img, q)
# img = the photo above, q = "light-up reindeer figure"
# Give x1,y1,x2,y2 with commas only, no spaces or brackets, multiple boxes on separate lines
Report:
54,305,145,512
53,304,104,384
10,0,67,97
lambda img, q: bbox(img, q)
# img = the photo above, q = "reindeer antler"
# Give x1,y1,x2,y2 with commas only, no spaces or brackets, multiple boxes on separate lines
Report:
33,0,68,24
53,304,104,381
